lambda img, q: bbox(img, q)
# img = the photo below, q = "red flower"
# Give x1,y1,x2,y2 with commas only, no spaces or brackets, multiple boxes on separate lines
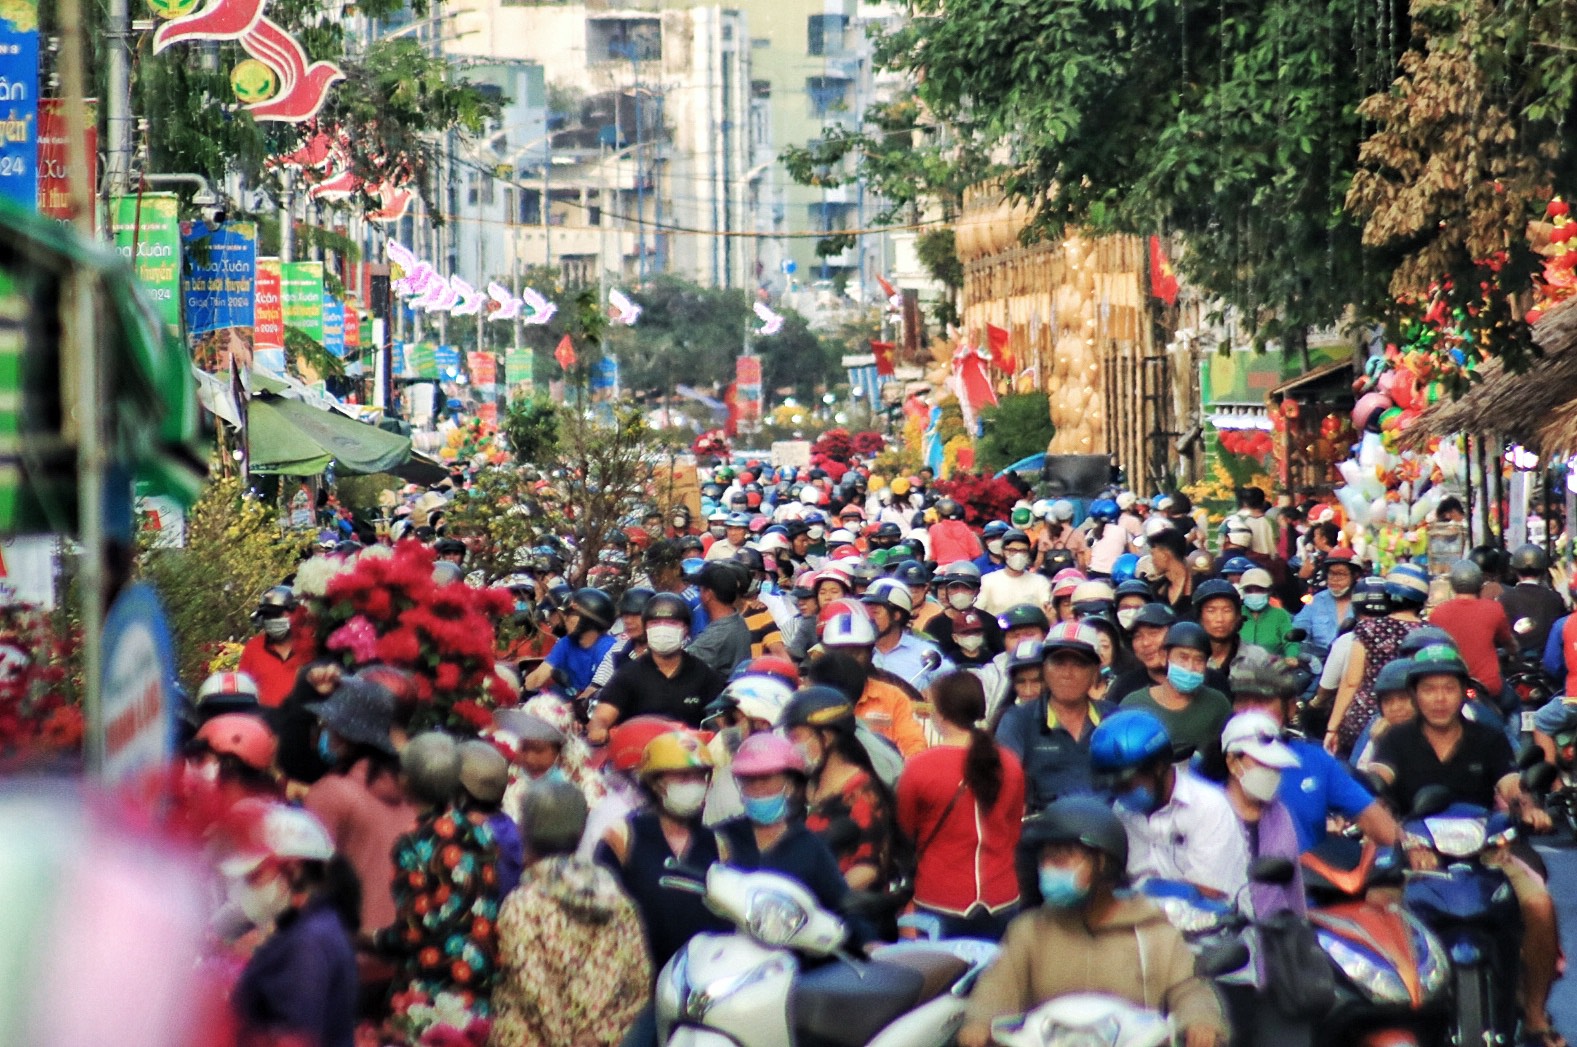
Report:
434,662,463,691
451,700,493,730
376,627,423,666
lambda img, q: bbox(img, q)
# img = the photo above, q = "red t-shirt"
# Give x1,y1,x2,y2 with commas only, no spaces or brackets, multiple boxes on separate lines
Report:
896,745,1025,915
930,520,984,566
1428,596,1514,693
237,633,312,707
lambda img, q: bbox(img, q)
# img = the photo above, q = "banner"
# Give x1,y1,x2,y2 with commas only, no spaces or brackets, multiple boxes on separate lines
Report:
407,342,436,379
182,220,256,374
0,0,38,208
434,343,460,378
321,294,344,357
467,351,496,386
111,194,181,332
281,260,324,344
253,258,285,375
503,345,532,394
344,301,361,352
734,354,762,424
38,98,95,225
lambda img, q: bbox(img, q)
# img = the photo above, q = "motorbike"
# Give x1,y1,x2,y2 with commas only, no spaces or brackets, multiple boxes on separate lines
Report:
1299,834,1451,1047
1399,787,1522,1047
1506,617,1555,744
653,863,998,1047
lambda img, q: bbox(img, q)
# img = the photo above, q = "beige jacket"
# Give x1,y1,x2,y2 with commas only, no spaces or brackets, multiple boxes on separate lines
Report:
963,895,1229,1041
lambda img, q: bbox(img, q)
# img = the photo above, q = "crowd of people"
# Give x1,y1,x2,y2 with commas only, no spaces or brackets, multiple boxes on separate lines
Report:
169,462,1576,1047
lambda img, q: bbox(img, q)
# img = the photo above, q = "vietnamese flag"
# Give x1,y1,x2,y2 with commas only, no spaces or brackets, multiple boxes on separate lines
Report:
1150,235,1180,307
985,323,1015,372
554,334,577,371
870,340,896,376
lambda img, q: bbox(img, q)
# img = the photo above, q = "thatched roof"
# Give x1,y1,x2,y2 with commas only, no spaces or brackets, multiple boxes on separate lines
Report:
1405,299,1577,451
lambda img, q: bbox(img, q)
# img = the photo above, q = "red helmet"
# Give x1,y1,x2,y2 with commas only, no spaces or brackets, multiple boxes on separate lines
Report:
746,655,801,688
196,713,278,772
816,597,871,631
592,714,687,771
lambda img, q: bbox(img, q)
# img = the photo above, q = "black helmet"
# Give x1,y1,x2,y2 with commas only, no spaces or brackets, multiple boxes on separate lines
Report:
1229,650,1296,700
1447,559,1484,594
435,537,467,558
1115,579,1154,601
1162,621,1211,655
1350,576,1392,616
1397,625,1457,658
1468,544,1508,578
1192,578,1241,610
999,604,1050,631
780,685,857,738
569,587,616,631
1511,543,1549,574
257,585,297,612
677,534,705,554
1021,796,1129,872
1039,548,1076,576
893,560,931,587
935,497,963,520
617,587,655,617
875,522,903,540
733,548,766,573
1130,603,1177,629
642,591,691,623
1002,529,1031,548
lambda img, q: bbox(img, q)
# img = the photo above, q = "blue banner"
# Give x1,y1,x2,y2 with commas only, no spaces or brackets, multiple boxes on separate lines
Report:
591,354,618,391
434,343,460,378
182,221,256,373
0,1,38,208
322,294,344,357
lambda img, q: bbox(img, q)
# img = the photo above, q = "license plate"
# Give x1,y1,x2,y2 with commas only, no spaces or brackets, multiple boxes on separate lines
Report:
1523,711,1538,733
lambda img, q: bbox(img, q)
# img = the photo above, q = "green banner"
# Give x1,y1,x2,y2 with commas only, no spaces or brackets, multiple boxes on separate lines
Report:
408,342,437,379
281,261,324,344
111,194,181,332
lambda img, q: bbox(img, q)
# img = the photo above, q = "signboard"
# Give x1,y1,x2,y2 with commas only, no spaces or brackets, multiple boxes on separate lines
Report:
253,257,285,374
434,343,460,378
38,97,96,225
735,354,762,424
0,0,38,208
281,260,324,344
771,440,812,469
407,341,437,379
343,301,361,351
468,351,496,386
0,534,56,608
136,493,187,549
98,583,177,786
321,294,344,357
183,220,256,373
111,194,181,332
503,345,532,394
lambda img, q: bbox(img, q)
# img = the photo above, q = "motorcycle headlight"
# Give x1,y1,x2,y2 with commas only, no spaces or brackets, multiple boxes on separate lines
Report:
746,889,808,946
1039,1014,1122,1047
1156,896,1225,936
1319,932,1410,1005
1422,817,1486,858
1409,917,1450,998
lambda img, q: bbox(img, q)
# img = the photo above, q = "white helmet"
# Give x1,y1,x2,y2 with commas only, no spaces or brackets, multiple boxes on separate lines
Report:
1031,498,1053,519
719,675,795,726
197,671,260,705
1050,500,1076,523
219,801,336,877
1142,515,1175,538
1115,491,1137,511
862,577,914,615
800,486,824,506
756,532,792,555
819,608,878,647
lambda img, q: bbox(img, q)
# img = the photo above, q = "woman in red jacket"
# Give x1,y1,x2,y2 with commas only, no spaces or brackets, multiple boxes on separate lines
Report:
897,671,1025,940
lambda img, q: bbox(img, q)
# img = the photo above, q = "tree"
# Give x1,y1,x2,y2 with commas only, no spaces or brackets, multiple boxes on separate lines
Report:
502,397,562,464
977,394,1056,473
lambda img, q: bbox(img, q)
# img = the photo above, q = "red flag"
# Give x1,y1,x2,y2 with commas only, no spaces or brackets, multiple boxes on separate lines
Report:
876,275,903,310
870,340,896,377
554,334,577,371
1150,235,1180,307
985,323,1015,372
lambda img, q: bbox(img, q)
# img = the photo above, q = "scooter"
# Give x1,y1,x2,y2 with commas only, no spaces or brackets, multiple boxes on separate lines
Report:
1507,618,1556,744
990,994,1174,1047
1300,834,1451,1047
654,864,998,1047
1400,787,1522,1047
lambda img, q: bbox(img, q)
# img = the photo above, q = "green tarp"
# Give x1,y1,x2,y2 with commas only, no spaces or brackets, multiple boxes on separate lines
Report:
247,394,412,476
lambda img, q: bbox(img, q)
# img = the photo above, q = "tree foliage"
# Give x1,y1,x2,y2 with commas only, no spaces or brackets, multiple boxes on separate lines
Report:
977,393,1056,473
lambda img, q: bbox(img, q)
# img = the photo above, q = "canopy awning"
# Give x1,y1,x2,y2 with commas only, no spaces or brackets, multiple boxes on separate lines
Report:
1267,357,1356,400
248,394,413,476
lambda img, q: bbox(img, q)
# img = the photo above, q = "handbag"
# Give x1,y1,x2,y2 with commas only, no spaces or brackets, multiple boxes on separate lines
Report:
1258,910,1336,1019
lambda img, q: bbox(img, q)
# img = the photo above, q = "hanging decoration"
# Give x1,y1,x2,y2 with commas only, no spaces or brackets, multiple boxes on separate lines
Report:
607,289,642,326
752,301,784,336
518,287,556,326
268,126,415,222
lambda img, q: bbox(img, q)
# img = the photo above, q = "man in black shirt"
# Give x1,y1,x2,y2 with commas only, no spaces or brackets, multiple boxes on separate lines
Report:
1370,644,1558,1041
1499,544,1568,657
587,592,726,739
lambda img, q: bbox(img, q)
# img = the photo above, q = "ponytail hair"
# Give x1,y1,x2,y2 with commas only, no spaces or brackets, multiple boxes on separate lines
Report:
930,671,1002,810
1091,520,1108,544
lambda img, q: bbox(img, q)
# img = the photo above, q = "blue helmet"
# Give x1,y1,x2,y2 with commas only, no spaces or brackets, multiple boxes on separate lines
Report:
1384,563,1431,607
1221,556,1256,577
1090,709,1172,775
982,520,1011,540
1111,553,1141,585
1088,498,1120,523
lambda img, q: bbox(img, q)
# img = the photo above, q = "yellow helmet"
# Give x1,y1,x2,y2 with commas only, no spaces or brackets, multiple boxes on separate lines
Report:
868,474,887,490
891,477,911,496
638,730,713,780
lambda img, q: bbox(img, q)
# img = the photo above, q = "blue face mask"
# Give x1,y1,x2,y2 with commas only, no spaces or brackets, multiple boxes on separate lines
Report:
1038,865,1090,908
316,730,336,765
1167,664,1205,694
1114,783,1159,816
1243,593,1270,612
742,789,789,825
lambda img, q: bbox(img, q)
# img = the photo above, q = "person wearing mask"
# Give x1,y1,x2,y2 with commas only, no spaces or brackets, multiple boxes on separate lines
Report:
1292,547,1357,657
457,740,521,901
589,587,654,690
304,676,418,937
686,562,754,676
1146,527,1195,619
1500,543,1568,656
1237,567,1295,657
865,578,954,694
184,711,283,813
1106,602,1212,705
238,586,312,708
923,562,1005,658
1192,579,1249,675
493,776,650,1047
958,797,1229,1047
946,609,998,669
225,803,360,1047
1035,501,1091,571
974,520,1011,576
1117,622,1233,758
368,733,499,1021
997,623,1116,818
1429,559,1515,704
525,587,617,701
577,715,685,861
589,592,728,741
976,604,1052,721
1327,564,1429,757
1091,710,1249,898
977,529,1054,616
1113,580,1154,638
898,672,1025,940
702,511,749,561
732,549,791,659
1218,711,1310,1047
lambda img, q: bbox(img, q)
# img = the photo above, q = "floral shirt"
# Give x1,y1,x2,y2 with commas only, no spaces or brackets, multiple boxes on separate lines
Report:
1336,616,1423,755
489,856,651,1047
379,807,500,1027
805,770,894,881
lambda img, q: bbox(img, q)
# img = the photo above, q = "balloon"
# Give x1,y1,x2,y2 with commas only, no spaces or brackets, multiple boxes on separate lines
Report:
1379,407,1404,432
1377,370,1397,397
1336,485,1371,525
1390,369,1417,410
1353,392,1393,432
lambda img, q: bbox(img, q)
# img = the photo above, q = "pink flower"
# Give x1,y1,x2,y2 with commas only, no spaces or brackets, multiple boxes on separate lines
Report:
325,616,380,664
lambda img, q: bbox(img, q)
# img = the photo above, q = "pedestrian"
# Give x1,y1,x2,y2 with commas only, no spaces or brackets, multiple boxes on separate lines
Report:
897,672,1024,940
490,778,650,1047
459,740,522,901
1116,622,1233,758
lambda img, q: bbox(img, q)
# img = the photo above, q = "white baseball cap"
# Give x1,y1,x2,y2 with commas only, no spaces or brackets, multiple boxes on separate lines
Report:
1220,711,1300,769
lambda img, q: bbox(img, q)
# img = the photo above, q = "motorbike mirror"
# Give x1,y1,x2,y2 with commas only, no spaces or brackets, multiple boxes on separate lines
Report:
1524,762,1559,795
1285,628,1307,643
1515,617,1536,635
1197,940,1251,978
1518,743,1547,770
1409,784,1455,820
1248,856,1296,886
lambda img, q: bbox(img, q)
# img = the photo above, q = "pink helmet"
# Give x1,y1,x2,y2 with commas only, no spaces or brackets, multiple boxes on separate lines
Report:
732,732,808,777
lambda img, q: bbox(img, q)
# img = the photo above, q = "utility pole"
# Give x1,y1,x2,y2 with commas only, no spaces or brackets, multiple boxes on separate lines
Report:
104,0,132,199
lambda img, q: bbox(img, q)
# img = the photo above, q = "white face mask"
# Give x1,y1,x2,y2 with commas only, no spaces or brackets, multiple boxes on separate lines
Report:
1237,764,1282,804
957,633,985,653
229,873,292,930
646,623,687,655
661,780,708,819
987,539,1004,556
1006,552,1031,572
1116,607,1141,630
261,617,291,640
949,591,976,611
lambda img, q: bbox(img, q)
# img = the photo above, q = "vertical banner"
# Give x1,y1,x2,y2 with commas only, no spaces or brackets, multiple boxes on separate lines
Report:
281,261,324,344
503,345,532,398
111,194,181,332
344,300,362,352
38,98,96,225
434,343,460,379
408,342,436,379
253,257,285,375
321,294,345,357
735,355,762,425
182,220,256,374
467,351,496,386
0,0,38,208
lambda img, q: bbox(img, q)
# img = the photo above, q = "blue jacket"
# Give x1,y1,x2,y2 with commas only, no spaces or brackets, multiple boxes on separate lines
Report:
1543,614,1568,680
1291,588,1344,656
232,900,358,1047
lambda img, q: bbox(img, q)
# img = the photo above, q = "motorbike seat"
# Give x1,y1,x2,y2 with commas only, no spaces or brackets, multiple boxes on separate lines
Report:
873,946,971,1003
790,959,926,1047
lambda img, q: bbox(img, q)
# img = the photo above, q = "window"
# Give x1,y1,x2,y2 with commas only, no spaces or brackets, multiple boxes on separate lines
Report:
807,14,846,56
588,17,662,63
806,76,849,117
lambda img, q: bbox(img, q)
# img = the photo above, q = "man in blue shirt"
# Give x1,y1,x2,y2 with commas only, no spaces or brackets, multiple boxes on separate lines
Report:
524,588,616,700
865,578,953,692
1291,547,1358,657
